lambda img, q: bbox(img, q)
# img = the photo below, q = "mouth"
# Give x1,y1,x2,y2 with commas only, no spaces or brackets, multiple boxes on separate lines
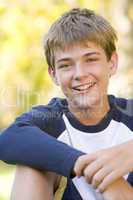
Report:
72,82,96,93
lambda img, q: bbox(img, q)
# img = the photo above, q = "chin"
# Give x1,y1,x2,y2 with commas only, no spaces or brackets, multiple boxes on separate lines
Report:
71,95,101,110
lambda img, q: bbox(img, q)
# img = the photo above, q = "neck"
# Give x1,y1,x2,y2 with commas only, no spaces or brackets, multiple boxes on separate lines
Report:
68,96,110,126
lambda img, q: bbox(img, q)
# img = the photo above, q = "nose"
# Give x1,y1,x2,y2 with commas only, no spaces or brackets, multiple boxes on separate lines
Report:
73,63,88,81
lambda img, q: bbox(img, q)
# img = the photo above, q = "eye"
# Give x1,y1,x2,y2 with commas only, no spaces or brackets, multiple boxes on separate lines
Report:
58,63,72,70
85,58,99,62
58,64,69,68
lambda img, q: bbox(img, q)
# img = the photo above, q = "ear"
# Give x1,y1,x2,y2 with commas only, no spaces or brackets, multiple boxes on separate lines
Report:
108,52,118,77
48,67,59,86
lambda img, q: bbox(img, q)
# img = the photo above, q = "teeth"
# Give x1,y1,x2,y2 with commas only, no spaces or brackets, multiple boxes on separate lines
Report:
77,85,89,90
75,82,95,91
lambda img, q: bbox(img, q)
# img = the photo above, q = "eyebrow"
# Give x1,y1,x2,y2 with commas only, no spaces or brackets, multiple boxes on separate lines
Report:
56,52,100,63
83,52,100,57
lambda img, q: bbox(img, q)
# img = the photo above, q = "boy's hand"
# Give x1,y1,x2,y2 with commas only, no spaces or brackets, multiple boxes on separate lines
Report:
74,140,133,192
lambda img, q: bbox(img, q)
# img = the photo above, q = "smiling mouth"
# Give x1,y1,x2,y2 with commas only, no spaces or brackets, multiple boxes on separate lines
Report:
72,82,96,93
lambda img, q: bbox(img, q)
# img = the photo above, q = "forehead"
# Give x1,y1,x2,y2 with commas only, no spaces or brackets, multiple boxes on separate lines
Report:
54,41,105,63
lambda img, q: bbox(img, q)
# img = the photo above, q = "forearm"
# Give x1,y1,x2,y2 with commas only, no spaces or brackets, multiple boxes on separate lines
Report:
0,124,84,177
102,178,133,200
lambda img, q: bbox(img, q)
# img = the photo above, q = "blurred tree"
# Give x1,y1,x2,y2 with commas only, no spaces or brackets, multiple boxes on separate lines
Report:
109,0,133,97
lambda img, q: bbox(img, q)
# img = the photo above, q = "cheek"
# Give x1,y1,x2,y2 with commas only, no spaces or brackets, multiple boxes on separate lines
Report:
56,75,69,90
56,71,72,86
99,73,110,92
93,66,110,89
96,63,110,79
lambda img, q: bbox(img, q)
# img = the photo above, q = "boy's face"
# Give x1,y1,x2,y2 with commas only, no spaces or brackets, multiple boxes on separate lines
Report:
49,41,118,111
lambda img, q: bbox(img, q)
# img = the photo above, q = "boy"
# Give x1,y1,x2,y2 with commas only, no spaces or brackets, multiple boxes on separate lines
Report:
0,8,133,200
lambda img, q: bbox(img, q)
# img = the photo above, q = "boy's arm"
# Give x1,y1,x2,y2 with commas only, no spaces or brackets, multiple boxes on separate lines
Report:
0,120,84,178
102,177,133,200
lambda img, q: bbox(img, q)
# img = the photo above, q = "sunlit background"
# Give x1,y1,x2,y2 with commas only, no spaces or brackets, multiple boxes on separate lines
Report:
0,0,133,199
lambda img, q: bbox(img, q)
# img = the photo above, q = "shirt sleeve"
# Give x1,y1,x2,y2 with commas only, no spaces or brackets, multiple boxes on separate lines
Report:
0,108,85,178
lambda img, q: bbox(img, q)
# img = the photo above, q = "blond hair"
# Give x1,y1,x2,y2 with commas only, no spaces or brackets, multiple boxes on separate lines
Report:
43,8,117,69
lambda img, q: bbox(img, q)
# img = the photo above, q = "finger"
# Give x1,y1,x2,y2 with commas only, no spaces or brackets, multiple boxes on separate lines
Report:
91,166,111,189
74,154,97,177
98,169,122,193
83,159,103,183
